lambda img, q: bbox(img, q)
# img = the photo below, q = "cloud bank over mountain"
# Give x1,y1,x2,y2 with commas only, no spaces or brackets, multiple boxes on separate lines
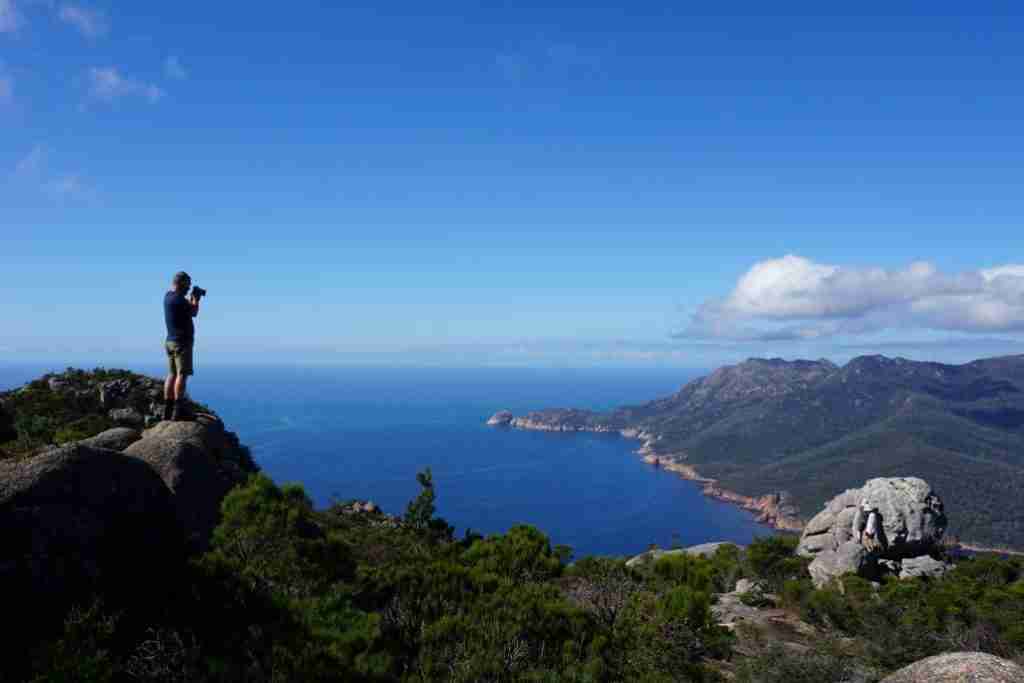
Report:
681,255,1024,341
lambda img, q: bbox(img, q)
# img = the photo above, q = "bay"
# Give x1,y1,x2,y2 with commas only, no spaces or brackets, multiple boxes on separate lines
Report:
0,363,769,558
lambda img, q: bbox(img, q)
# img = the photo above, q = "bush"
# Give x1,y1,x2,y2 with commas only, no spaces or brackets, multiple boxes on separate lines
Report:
779,552,1024,673
53,415,115,445
650,552,715,593
403,468,454,542
734,640,873,683
463,525,565,584
29,601,118,683
565,557,642,628
744,536,807,592
209,474,355,597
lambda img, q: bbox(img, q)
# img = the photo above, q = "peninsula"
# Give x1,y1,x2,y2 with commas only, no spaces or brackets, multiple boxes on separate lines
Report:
489,354,1024,550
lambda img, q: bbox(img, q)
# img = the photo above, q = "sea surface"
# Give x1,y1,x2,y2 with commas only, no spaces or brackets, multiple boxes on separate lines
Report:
0,363,769,558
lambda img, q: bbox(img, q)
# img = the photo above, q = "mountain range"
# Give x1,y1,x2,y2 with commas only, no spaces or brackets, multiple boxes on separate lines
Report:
499,354,1024,549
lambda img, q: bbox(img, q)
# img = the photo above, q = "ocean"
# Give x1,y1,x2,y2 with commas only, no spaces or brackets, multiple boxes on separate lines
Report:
0,363,769,559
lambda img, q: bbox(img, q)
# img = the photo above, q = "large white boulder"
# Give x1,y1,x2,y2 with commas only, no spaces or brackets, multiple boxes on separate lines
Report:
798,477,947,587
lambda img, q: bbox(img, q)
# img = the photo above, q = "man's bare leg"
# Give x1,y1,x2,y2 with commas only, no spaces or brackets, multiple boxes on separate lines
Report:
175,374,188,401
171,374,189,421
163,374,176,420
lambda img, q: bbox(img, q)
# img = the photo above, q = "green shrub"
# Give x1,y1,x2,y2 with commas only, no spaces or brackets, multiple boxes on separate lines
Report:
744,536,807,592
403,468,454,542
29,601,118,683
54,415,115,445
651,552,715,593
209,474,355,597
738,589,774,608
734,640,873,683
565,557,642,628
463,524,565,584
709,543,744,592
625,584,733,681
779,577,813,610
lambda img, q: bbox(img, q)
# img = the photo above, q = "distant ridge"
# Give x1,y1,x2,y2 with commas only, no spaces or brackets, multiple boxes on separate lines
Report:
493,354,1024,549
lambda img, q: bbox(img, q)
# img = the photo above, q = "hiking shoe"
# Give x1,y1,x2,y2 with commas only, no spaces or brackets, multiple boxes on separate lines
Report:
171,400,192,422
162,400,174,421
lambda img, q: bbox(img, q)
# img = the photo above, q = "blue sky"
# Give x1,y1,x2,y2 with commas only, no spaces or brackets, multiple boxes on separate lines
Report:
3,2,1024,368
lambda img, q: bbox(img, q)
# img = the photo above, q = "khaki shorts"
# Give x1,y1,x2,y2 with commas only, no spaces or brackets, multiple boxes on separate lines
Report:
165,341,194,376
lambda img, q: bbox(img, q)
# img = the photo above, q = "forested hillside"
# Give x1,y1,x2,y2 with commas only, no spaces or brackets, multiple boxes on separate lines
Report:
510,355,1024,548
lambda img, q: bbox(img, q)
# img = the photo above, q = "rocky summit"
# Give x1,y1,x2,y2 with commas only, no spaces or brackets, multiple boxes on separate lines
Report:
0,369,259,614
0,368,186,459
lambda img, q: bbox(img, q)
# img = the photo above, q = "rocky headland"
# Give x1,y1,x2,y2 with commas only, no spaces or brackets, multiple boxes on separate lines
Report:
488,353,1024,550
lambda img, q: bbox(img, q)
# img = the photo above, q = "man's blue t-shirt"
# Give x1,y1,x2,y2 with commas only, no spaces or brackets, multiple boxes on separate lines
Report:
164,291,194,344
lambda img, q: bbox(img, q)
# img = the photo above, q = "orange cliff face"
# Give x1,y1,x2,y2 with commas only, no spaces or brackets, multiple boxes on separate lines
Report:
703,484,803,532
642,453,803,531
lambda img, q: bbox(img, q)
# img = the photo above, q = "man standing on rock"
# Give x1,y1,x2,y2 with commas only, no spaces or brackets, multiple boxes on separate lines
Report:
163,271,201,421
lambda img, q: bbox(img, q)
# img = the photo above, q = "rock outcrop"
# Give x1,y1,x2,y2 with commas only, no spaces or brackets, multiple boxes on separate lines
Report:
898,555,951,580
1,370,179,453
0,444,180,607
486,410,514,426
697,484,802,531
78,426,143,451
124,415,256,550
109,407,145,427
0,378,260,636
797,477,947,586
880,652,1024,683
626,542,741,567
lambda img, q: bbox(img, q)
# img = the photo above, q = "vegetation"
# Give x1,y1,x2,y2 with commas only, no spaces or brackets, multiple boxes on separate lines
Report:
0,368,204,458
6,366,1024,680
10,467,1024,682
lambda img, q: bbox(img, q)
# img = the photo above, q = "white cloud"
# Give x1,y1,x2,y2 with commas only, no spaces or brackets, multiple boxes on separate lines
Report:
982,265,1024,281
58,3,107,38
87,66,164,103
0,0,21,34
682,255,1024,340
12,144,93,201
164,55,186,80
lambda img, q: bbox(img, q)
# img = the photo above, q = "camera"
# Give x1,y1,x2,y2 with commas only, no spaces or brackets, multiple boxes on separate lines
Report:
192,286,207,299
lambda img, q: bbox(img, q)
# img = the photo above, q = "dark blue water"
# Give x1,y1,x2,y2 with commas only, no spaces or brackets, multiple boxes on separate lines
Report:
0,363,768,558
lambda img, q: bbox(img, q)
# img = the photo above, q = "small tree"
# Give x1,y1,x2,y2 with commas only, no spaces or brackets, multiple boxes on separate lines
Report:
404,468,453,541
405,468,437,531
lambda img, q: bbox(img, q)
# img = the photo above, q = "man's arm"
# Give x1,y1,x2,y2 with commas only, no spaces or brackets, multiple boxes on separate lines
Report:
189,295,201,317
